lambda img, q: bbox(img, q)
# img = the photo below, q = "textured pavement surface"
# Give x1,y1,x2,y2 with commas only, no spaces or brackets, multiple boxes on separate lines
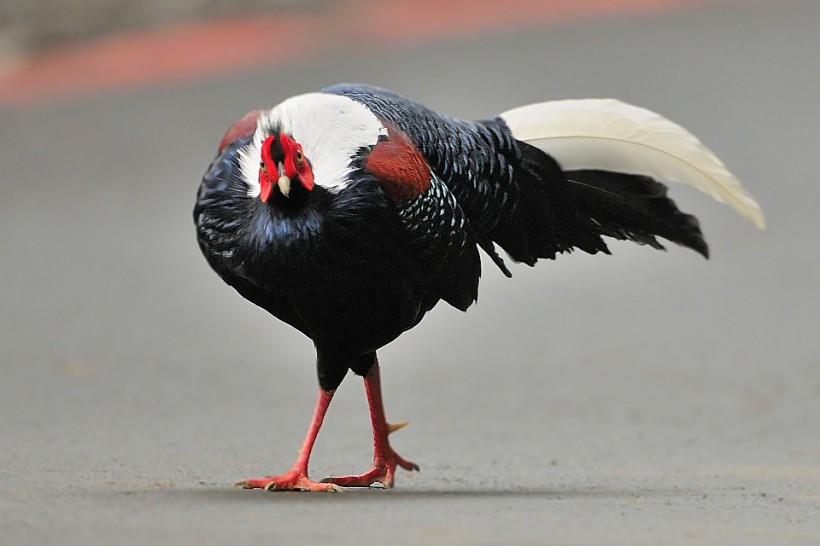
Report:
1,1,819,544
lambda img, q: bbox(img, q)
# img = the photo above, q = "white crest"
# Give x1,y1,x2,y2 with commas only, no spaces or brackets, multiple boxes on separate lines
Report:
238,93,386,197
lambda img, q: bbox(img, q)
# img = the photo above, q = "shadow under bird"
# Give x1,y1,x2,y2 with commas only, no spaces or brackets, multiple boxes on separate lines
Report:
194,83,764,491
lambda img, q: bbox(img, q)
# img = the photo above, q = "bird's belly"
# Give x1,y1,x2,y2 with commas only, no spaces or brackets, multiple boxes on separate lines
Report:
286,263,431,355
198,173,439,356
233,234,433,356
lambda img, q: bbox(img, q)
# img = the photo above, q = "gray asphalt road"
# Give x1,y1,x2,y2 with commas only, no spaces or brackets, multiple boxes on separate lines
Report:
2,1,819,544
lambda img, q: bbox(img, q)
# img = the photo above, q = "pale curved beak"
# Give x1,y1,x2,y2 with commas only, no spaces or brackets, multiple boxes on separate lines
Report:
276,162,291,197
277,175,291,197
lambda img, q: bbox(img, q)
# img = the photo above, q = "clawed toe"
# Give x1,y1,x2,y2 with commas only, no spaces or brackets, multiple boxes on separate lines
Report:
322,452,419,488
238,473,341,492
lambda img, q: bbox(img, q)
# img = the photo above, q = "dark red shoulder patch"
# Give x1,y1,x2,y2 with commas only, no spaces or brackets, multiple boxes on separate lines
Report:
218,109,263,152
366,121,431,203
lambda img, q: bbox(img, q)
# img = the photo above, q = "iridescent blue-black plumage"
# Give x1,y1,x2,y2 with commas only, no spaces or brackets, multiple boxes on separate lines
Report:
325,84,523,262
195,84,708,389
326,84,707,267
194,85,718,491
196,134,446,389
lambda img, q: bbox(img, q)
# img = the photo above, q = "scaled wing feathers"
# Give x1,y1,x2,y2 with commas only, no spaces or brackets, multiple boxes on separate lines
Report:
500,99,765,229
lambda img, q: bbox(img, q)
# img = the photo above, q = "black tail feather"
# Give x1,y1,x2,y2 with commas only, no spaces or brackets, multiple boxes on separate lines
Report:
487,143,708,268
565,169,709,258
477,238,513,278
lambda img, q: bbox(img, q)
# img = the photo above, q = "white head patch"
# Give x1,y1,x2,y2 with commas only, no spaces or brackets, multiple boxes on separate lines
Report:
238,93,386,197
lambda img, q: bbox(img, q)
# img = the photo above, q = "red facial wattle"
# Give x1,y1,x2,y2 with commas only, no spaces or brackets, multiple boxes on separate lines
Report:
258,133,314,203
258,135,276,202
279,132,315,191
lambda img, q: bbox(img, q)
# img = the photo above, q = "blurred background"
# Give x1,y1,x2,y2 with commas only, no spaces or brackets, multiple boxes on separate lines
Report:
1,1,818,544
0,0,317,56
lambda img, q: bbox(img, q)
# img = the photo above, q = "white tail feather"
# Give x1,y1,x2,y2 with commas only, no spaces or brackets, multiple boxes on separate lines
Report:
500,99,765,229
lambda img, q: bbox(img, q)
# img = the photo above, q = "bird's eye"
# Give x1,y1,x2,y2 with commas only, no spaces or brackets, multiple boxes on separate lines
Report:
295,148,304,165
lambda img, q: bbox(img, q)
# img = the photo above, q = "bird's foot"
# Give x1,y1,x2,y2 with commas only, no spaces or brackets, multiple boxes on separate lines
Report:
321,448,419,489
236,469,341,492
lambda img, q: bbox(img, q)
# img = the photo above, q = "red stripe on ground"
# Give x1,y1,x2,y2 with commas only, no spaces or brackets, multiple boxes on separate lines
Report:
0,0,742,107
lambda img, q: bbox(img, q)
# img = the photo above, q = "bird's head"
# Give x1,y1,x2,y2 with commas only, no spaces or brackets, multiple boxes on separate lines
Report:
258,132,315,203
221,94,386,206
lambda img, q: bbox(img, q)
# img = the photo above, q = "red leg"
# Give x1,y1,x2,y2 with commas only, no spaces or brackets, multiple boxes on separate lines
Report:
237,389,341,492
322,357,419,488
